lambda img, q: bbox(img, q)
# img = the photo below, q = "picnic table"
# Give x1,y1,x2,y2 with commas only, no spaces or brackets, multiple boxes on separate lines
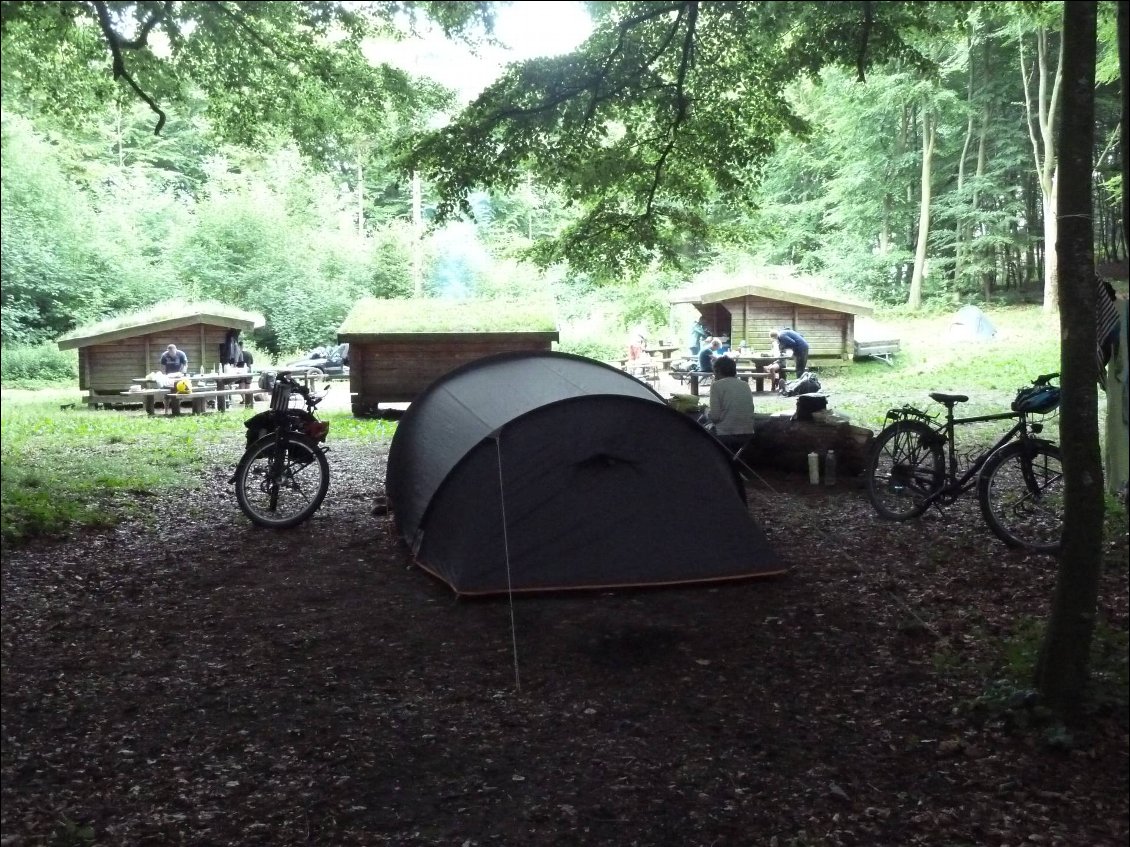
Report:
643,344,681,369
672,353,784,396
126,371,262,416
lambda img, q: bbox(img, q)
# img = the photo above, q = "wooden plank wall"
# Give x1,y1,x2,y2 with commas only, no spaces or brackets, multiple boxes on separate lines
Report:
725,296,853,360
349,337,555,410
84,324,236,393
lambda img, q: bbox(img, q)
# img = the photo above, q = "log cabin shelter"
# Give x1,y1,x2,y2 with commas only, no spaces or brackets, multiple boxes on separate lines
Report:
56,300,265,406
670,281,873,364
337,296,560,418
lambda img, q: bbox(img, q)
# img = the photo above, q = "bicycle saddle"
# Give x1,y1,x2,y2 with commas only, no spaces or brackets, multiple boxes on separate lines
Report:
929,392,968,405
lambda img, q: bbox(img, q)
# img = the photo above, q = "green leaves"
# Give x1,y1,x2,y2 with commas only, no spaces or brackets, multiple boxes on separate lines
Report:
400,0,949,276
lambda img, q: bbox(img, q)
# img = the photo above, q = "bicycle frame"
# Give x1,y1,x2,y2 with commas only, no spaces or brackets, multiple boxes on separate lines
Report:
885,404,1043,504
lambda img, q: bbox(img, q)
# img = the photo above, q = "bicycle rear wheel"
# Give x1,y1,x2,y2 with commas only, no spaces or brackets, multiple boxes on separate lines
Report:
234,432,329,529
977,441,1063,553
865,420,945,520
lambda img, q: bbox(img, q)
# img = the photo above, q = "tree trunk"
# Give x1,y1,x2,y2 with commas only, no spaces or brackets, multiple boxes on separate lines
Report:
1033,0,1103,723
1020,26,1064,312
356,157,364,238
976,108,992,298
1121,0,1129,255
411,170,424,296
956,34,977,292
907,111,935,310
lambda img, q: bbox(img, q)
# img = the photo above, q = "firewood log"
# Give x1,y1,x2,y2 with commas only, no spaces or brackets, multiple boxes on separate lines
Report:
735,414,875,476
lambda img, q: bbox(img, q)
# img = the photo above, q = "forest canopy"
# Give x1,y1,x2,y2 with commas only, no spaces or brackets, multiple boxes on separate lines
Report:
0,1,1124,352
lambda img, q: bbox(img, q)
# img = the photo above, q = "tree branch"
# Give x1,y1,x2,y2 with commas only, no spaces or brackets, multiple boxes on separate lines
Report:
584,2,687,124
118,1,172,50
856,0,873,82
644,1,697,218
91,0,166,134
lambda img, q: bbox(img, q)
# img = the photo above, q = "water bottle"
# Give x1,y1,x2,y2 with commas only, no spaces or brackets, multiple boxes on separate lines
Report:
825,449,837,486
808,451,820,485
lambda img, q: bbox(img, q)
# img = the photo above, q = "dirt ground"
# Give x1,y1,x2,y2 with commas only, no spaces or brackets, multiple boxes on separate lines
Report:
2,433,1127,847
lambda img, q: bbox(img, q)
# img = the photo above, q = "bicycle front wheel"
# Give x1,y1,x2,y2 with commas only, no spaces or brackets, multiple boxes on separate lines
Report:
865,419,945,520
977,441,1063,553
234,432,330,529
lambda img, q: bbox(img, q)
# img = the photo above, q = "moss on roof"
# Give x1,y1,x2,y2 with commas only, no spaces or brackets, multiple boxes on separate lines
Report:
338,297,558,335
57,300,265,344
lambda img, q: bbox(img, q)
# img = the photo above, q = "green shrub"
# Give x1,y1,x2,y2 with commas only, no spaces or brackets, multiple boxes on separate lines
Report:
556,339,623,362
1,343,77,385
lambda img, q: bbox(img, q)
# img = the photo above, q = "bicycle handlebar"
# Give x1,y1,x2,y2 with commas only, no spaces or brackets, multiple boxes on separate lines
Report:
275,372,311,397
274,372,331,411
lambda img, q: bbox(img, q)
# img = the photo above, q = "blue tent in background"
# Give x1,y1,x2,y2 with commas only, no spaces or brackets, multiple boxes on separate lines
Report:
950,305,997,340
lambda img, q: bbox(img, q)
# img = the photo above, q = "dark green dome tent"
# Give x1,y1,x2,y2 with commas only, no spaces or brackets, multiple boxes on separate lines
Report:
385,351,783,596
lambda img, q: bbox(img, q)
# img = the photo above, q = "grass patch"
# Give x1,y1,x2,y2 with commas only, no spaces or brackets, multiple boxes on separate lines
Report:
835,305,1063,430
963,616,1129,741
319,410,398,441
0,389,393,543
0,303,1109,543
826,305,1068,460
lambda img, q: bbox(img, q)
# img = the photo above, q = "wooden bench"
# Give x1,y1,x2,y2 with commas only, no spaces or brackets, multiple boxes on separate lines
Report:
735,370,771,393
152,387,261,416
119,388,175,415
674,370,772,395
178,388,261,415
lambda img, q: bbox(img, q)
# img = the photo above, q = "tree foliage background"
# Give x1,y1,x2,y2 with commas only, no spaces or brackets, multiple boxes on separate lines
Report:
1,1,1124,362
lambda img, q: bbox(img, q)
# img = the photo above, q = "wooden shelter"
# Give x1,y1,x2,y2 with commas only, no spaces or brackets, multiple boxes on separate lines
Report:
338,297,559,417
57,301,265,406
670,280,872,364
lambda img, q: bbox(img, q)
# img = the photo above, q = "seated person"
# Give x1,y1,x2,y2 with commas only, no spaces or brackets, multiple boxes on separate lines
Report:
625,341,654,379
705,355,755,451
697,337,723,372
627,340,649,364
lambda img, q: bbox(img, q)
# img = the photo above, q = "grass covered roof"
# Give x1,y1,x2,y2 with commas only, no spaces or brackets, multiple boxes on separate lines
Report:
57,300,265,348
338,297,559,336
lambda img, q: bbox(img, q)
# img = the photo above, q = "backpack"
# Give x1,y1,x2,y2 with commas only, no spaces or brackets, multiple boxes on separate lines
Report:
793,393,828,422
784,371,821,397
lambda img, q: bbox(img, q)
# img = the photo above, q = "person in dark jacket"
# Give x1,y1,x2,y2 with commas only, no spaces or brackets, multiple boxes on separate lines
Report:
236,344,256,405
159,343,188,375
688,320,709,356
767,329,809,391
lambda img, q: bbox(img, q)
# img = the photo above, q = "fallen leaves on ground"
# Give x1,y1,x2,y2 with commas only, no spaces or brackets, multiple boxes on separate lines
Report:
2,440,1127,846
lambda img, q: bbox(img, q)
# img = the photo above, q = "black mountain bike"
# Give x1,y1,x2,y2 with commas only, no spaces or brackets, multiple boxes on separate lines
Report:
232,373,331,528
864,373,1064,553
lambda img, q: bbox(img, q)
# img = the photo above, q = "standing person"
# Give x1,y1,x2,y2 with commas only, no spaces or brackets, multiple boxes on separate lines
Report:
706,355,755,451
236,343,256,406
767,328,809,391
159,343,188,375
688,319,709,356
